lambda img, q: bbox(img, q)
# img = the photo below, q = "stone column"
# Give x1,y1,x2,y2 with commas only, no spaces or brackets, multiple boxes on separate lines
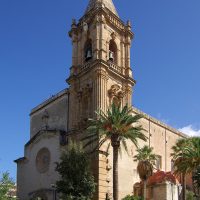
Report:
72,38,78,67
69,19,78,67
93,15,100,60
120,39,125,75
99,15,107,61
125,38,132,77
93,67,108,116
77,34,81,66
91,67,109,200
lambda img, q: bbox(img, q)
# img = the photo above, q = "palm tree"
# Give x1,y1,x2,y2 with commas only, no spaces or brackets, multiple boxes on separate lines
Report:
171,137,200,199
171,138,190,200
192,165,200,198
184,137,200,198
134,145,157,200
83,103,147,200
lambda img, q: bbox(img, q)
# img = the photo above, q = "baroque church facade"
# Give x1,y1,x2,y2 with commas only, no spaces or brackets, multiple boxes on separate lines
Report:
15,0,186,199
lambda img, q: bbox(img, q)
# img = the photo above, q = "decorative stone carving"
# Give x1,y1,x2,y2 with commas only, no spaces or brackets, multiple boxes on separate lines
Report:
106,176,111,183
95,68,108,79
83,22,88,32
106,190,113,200
77,81,93,100
108,84,125,106
85,0,119,17
76,81,93,127
108,84,120,97
111,32,117,40
72,18,76,25
41,110,49,130
106,163,112,171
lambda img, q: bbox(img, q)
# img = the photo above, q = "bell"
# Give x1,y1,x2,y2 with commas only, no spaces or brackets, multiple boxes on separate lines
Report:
109,51,114,61
86,49,92,59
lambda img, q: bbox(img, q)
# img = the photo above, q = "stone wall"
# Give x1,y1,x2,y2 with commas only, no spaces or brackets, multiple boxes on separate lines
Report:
30,89,69,138
102,107,186,200
150,182,180,200
16,131,61,200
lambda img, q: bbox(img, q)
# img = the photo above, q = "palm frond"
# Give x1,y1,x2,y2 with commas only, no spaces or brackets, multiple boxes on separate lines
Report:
83,103,147,158
121,138,129,156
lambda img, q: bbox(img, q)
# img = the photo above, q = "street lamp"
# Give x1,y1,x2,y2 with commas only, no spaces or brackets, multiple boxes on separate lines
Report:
51,184,57,200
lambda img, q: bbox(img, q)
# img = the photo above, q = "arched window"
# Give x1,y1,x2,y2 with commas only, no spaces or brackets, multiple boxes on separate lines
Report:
109,40,117,64
84,39,92,62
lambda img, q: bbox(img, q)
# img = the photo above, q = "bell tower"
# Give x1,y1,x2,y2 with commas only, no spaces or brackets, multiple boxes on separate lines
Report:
67,0,135,131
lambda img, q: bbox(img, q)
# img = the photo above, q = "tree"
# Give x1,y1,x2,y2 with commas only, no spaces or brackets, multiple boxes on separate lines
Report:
134,145,157,200
171,138,191,200
171,137,200,199
0,172,16,200
55,141,96,200
83,103,147,200
185,137,200,198
192,165,200,196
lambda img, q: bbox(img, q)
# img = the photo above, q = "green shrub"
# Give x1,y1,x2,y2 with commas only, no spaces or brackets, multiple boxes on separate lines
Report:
122,195,144,200
186,191,195,200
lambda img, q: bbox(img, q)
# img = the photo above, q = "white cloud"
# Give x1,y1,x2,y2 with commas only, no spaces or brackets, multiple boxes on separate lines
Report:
178,125,200,137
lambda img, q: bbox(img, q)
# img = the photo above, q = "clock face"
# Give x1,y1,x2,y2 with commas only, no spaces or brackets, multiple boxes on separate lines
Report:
36,148,51,173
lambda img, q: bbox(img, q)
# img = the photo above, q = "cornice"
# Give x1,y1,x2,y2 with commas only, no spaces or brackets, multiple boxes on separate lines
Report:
132,107,188,138
14,157,27,163
30,89,69,116
25,129,67,149
71,59,135,85
77,7,133,36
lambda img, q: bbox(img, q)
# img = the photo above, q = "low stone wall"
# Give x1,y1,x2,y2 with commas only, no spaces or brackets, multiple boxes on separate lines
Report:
149,181,180,200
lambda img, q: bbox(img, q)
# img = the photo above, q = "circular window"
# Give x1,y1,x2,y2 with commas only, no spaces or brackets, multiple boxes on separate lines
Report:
36,148,51,173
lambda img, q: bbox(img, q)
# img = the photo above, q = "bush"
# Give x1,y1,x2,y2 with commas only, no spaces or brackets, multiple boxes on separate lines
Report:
122,195,144,200
186,191,195,200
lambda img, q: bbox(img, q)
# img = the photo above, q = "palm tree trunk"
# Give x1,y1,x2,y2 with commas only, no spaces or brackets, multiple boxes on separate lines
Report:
113,145,119,200
144,180,147,200
182,173,186,200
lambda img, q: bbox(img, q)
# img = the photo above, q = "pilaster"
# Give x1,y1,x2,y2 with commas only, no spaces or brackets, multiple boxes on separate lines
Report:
93,67,108,115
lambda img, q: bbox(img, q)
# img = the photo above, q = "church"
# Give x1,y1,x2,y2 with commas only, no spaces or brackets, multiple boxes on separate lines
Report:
15,0,186,199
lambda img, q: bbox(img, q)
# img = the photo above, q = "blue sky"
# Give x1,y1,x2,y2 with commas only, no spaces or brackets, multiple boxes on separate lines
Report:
0,0,200,180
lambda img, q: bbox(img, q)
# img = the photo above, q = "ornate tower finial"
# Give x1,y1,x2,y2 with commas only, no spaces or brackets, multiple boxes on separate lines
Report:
85,0,119,17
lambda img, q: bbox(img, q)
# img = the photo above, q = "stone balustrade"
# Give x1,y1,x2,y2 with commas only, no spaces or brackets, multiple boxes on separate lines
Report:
108,14,124,30
109,62,122,74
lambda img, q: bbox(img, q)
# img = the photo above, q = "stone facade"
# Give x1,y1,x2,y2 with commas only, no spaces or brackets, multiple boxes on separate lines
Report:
15,0,187,199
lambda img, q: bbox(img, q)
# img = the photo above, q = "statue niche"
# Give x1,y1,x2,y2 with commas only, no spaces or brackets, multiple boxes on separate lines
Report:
108,84,125,107
77,82,93,127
